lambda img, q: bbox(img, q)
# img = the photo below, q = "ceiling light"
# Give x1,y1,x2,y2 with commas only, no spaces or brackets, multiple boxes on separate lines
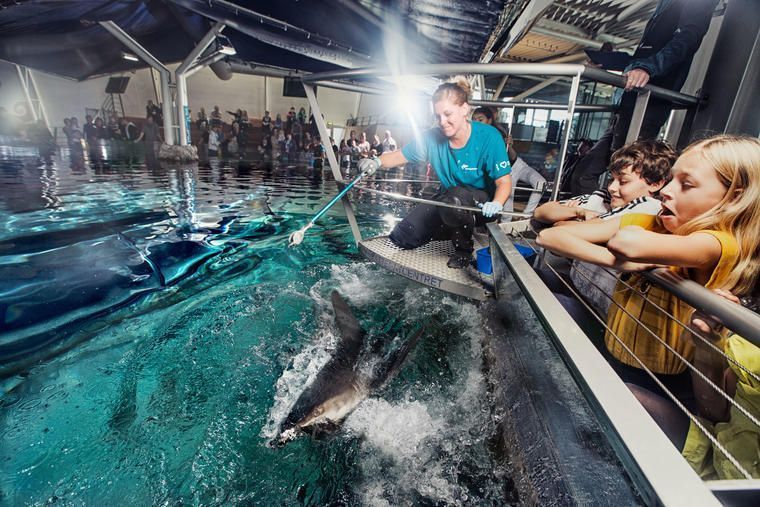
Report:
121,52,138,62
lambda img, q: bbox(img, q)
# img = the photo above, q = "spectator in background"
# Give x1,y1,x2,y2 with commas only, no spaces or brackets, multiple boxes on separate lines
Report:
258,136,272,164
312,135,325,169
292,120,303,148
286,107,296,133
62,118,73,146
241,110,250,132
298,107,307,125
119,118,138,141
262,110,272,136
83,114,96,144
274,113,283,131
108,113,121,140
358,132,371,154
382,130,397,152
135,115,162,155
92,117,108,140
207,124,221,157
210,106,222,126
196,107,207,127
146,100,162,123
371,134,383,156
542,148,559,178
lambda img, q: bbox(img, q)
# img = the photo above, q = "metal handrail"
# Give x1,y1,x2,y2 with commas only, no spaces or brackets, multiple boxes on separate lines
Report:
644,269,760,347
302,63,699,107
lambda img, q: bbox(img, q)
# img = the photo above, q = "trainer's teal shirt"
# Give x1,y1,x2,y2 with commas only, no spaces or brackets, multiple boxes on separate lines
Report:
401,121,511,190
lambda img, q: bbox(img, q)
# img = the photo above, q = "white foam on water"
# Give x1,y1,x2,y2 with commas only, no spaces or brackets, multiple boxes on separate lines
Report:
259,327,337,441
342,294,493,505
344,397,464,505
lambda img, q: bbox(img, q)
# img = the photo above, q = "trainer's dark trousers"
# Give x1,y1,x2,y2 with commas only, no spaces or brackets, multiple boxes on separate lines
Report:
389,186,494,254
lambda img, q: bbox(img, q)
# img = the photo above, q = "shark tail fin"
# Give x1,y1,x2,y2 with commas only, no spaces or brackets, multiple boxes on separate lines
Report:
370,327,424,390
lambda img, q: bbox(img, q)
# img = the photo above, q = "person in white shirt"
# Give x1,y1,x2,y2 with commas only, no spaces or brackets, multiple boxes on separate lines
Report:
208,125,221,156
357,132,371,154
382,130,397,152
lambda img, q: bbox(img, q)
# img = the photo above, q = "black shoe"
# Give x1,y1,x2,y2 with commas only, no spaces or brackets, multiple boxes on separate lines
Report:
447,252,471,269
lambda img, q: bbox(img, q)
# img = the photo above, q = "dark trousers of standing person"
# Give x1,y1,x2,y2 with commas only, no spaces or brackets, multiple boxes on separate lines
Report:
389,186,493,254
570,93,672,195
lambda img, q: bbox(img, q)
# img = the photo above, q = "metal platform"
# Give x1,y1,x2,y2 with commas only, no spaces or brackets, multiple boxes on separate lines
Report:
358,236,491,300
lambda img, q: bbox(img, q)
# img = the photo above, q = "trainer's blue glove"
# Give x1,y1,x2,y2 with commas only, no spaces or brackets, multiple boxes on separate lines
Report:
357,156,380,176
481,201,502,218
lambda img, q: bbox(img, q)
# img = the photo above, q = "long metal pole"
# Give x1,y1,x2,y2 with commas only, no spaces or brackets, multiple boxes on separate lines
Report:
302,83,362,245
176,22,226,146
551,72,581,202
301,63,699,107
99,20,174,145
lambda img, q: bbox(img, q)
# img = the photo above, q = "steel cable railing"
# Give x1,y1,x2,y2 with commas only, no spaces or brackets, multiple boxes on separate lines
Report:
514,228,759,480
535,233,760,385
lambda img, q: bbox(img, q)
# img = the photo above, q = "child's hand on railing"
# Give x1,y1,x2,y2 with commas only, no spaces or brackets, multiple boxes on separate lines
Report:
690,289,741,343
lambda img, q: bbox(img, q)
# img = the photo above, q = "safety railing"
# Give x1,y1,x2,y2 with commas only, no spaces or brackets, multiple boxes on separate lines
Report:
301,63,700,247
298,63,745,505
504,223,760,504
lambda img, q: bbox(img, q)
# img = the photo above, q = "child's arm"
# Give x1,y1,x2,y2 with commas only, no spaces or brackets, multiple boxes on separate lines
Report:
607,227,723,270
533,200,585,224
537,217,621,266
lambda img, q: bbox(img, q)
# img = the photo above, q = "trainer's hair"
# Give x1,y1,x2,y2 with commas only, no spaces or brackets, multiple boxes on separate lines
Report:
432,75,471,105
676,135,760,295
609,139,676,188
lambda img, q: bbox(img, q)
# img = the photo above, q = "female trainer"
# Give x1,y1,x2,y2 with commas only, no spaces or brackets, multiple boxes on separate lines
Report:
359,77,512,268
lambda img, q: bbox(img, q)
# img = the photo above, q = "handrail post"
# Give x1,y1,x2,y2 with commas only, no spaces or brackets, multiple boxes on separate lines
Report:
550,72,581,201
302,82,363,245
625,90,651,145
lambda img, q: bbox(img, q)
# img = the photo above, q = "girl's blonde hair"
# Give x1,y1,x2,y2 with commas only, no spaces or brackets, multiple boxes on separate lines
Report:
677,134,760,295
432,75,472,105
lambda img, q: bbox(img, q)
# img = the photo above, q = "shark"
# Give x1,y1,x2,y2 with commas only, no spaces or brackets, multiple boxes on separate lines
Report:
272,290,423,447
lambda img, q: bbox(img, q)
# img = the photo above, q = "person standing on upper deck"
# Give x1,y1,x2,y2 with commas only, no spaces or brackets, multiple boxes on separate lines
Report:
571,0,720,195
358,76,512,269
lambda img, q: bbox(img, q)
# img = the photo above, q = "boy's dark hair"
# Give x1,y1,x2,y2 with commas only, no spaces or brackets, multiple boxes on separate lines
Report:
609,139,676,185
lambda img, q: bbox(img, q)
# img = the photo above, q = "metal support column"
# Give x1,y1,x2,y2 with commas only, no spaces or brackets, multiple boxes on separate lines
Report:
100,20,174,145
624,90,651,145
550,73,581,201
176,22,226,146
303,82,363,245
491,75,509,100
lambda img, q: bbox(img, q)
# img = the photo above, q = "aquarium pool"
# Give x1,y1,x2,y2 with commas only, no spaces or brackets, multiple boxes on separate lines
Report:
0,150,510,505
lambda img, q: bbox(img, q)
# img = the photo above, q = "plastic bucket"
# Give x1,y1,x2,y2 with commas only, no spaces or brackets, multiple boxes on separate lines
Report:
476,247,492,275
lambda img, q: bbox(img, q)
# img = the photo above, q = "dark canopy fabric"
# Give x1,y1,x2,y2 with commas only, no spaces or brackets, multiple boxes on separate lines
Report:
0,0,506,80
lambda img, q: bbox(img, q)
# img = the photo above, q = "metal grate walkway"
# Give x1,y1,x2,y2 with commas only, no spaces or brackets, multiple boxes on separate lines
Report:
358,236,491,300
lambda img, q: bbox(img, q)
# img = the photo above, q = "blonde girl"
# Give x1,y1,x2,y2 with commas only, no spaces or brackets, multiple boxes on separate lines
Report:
537,135,760,388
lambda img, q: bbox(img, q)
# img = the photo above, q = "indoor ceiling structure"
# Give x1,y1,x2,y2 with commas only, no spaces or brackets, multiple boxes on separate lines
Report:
0,0,510,80
0,0,675,100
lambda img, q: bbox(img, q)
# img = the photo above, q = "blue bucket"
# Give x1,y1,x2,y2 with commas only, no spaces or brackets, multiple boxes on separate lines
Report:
476,247,492,274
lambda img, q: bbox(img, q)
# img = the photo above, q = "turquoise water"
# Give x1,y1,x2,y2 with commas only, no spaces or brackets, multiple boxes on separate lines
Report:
0,150,507,505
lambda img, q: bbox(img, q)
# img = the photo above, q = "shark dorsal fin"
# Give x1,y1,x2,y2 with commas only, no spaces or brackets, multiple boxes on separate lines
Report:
330,290,365,366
